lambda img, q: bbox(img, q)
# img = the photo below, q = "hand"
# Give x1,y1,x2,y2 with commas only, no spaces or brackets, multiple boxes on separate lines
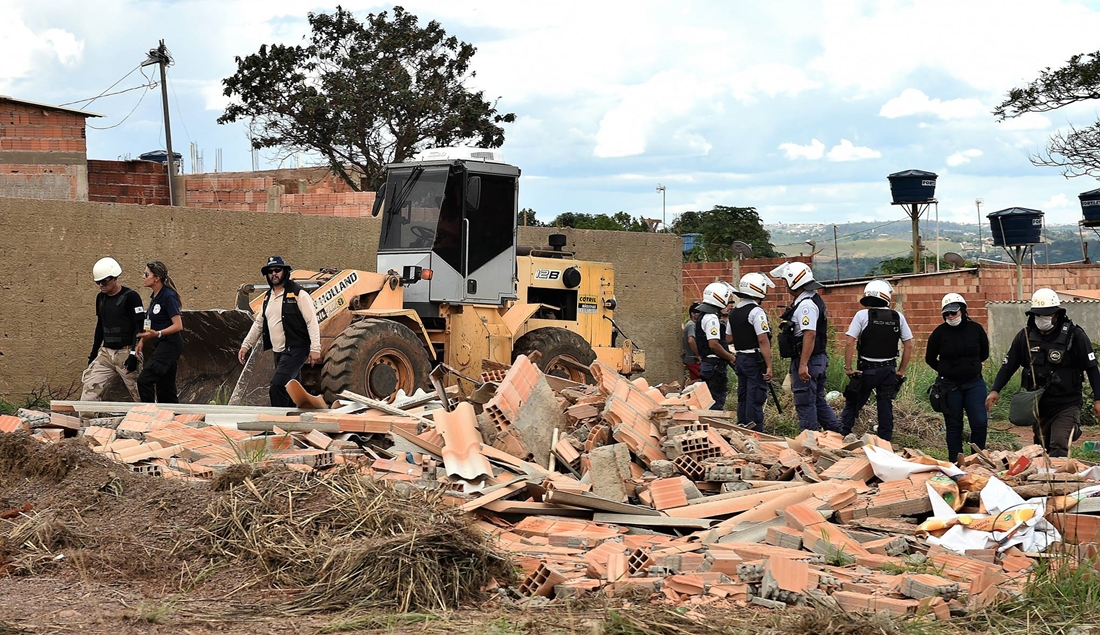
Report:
985,391,999,412
136,329,157,341
1093,400,1100,421
308,351,322,365
87,355,95,366
763,368,773,382
123,354,138,373
799,364,811,382
238,347,249,365
896,370,905,379
845,367,857,377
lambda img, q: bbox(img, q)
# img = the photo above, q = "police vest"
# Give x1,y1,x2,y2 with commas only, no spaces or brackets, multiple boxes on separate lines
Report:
730,303,763,351
694,309,730,359
779,294,828,357
857,308,901,359
1022,320,1081,396
98,287,143,349
261,279,311,351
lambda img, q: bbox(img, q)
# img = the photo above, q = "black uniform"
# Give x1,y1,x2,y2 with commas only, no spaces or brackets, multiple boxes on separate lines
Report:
138,286,183,403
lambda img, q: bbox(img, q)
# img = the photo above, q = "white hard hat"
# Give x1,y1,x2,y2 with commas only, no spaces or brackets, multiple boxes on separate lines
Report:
701,281,733,309
860,279,893,307
1028,288,1061,316
941,292,966,314
736,272,775,300
769,261,822,291
92,257,122,283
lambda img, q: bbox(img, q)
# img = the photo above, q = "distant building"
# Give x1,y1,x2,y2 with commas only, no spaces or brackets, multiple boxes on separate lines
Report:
0,96,102,201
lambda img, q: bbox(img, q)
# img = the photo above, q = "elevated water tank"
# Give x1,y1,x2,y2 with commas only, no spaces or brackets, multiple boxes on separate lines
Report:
887,169,937,204
1079,188,1100,223
682,233,702,252
987,207,1043,246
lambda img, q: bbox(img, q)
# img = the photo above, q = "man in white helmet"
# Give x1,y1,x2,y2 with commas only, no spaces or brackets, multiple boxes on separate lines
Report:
987,288,1100,457
838,279,914,441
81,257,145,402
693,281,737,409
730,272,775,431
771,262,842,433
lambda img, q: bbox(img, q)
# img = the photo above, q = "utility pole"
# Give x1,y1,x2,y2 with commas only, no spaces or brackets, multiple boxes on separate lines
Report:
833,225,840,280
975,198,984,254
143,40,176,205
656,184,666,229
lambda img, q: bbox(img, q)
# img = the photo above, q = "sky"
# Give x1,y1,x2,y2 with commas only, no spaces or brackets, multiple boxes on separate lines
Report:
6,0,1100,228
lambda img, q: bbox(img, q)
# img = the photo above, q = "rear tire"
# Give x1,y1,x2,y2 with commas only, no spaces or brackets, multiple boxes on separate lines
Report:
512,327,597,383
320,318,431,403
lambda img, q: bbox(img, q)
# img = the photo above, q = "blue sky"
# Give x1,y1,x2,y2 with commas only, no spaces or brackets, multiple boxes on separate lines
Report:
7,0,1100,227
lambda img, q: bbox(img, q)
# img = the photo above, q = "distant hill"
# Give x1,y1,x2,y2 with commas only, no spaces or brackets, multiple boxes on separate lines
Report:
764,221,1097,281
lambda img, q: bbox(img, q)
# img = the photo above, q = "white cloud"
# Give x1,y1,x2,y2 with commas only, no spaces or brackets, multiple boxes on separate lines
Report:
730,63,820,103
0,15,83,90
779,139,825,160
1045,193,1071,210
1000,113,1053,131
879,89,986,120
946,148,983,166
826,139,881,162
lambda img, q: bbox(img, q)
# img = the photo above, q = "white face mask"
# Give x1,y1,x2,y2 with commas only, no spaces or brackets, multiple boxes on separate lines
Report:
946,316,962,327
1035,315,1055,331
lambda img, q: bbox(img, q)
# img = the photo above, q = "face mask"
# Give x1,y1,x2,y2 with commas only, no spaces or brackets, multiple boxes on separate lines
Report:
946,316,962,327
1035,316,1054,331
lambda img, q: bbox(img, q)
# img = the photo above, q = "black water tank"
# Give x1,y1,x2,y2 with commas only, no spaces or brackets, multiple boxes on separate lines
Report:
987,207,1043,246
887,169,938,203
1080,188,1100,223
139,150,183,164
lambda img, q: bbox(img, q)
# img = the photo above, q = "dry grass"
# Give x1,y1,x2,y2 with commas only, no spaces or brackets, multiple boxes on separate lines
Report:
194,467,514,614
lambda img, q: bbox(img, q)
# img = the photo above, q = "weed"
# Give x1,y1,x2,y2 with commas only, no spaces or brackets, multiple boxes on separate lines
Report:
129,597,178,625
877,554,946,576
475,616,524,635
320,612,437,633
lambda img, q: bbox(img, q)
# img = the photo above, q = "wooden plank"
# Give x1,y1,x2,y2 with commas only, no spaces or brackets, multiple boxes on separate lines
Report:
479,500,591,517
233,419,340,433
460,478,526,512
592,513,715,529
51,400,302,416
338,390,433,426
544,490,662,517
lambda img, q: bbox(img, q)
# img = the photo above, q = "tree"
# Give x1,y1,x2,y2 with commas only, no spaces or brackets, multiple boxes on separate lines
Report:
218,6,515,190
868,253,948,276
672,205,778,260
549,212,648,232
995,51,1100,178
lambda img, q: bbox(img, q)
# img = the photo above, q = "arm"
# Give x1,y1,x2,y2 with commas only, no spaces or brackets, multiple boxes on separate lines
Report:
688,335,699,358
898,338,913,376
798,330,815,381
987,332,1024,410
757,332,773,381
238,309,265,365
924,328,940,371
297,289,322,363
843,335,857,376
709,338,736,364
978,324,990,362
89,317,103,365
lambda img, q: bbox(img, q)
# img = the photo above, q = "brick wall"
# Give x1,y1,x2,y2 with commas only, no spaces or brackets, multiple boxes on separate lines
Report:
683,256,812,316
0,100,92,201
281,191,377,216
180,169,374,215
0,164,82,200
87,160,169,205
0,106,87,153
183,176,275,212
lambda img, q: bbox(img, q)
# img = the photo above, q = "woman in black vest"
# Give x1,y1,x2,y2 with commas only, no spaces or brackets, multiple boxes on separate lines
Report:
136,261,184,403
924,293,988,462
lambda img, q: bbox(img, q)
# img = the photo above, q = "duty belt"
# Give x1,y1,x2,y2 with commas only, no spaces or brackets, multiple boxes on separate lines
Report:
858,359,896,370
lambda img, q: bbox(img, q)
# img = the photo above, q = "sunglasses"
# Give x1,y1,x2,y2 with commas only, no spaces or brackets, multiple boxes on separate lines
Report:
95,276,115,286
943,310,959,317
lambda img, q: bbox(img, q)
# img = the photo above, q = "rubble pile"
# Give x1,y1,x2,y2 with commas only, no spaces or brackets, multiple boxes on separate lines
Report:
9,354,1100,617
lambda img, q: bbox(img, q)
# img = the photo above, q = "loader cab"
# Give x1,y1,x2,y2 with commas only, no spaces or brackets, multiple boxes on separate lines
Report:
375,152,519,315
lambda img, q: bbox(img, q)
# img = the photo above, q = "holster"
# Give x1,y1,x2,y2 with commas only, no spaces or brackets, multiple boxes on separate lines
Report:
843,373,863,399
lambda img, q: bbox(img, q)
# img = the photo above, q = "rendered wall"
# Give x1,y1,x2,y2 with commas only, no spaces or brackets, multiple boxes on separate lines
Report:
0,198,682,400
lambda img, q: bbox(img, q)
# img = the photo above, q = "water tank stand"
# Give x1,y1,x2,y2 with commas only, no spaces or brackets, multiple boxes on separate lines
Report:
891,200,935,273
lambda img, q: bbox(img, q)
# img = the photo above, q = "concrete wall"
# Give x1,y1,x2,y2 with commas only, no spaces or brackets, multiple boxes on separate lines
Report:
0,198,682,400
986,301,1100,359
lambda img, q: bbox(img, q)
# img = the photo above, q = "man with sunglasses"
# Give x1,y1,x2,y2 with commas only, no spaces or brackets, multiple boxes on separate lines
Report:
238,256,321,407
81,257,145,402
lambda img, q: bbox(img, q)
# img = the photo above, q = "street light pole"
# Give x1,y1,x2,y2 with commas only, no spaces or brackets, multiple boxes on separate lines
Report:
656,184,666,229
975,198,984,255
143,40,176,205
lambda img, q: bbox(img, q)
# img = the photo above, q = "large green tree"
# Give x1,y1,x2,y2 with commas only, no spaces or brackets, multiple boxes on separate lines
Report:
218,5,515,190
673,205,778,261
995,50,1100,178
549,212,649,232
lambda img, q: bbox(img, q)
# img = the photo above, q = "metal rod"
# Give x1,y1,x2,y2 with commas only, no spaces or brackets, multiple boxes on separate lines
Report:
833,224,840,280
911,203,921,273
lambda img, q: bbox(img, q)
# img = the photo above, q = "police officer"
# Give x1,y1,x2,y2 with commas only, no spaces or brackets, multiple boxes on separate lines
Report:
238,256,322,407
772,262,842,433
986,288,1100,457
135,261,184,403
839,279,914,441
694,282,737,409
81,257,145,402
730,272,775,431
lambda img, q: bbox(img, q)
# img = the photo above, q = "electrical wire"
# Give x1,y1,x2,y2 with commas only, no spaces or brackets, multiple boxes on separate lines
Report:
86,66,157,131
167,74,193,146
59,63,143,108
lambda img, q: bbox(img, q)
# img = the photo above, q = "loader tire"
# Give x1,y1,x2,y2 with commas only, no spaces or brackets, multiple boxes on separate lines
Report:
512,327,597,384
320,318,431,403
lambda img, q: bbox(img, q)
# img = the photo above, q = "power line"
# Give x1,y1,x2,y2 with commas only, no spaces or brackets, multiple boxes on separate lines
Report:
86,84,152,130
59,63,143,108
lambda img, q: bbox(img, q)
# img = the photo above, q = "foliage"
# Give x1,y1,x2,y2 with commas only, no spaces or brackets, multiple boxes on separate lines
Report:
518,208,542,227
218,6,515,190
549,212,649,232
995,49,1100,178
674,205,779,260
868,254,950,276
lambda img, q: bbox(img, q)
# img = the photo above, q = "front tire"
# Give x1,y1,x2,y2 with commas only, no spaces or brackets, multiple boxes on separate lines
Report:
512,327,597,383
320,318,431,403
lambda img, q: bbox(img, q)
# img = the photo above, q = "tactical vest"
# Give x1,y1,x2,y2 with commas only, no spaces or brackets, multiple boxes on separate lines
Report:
98,287,142,349
731,303,763,351
261,279,311,351
779,294,827,358
694,309,730,359
1022,320,1081,396
857,308,901,359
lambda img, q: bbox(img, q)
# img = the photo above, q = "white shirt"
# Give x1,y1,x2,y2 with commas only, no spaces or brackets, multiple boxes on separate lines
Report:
242,286,322,354
734,299,771,352
846,308,913,362
790,290,819,336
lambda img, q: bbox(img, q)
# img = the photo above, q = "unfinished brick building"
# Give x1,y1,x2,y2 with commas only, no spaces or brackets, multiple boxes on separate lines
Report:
0,95,101,201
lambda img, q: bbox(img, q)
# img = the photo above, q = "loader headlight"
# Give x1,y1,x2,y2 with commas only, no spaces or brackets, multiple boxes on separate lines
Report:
562,266,581,289
604,296,617,310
